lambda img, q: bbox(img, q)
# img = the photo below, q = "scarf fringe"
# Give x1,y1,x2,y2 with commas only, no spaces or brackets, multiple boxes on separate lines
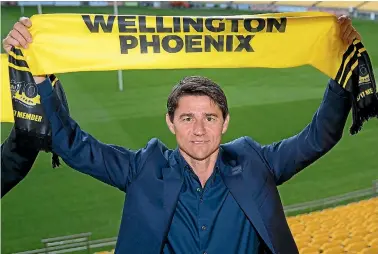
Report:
350,93,378,135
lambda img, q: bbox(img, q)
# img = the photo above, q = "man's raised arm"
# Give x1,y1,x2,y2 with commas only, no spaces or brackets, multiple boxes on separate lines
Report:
37,78,154,191
244,16,361,186
245,79,352,185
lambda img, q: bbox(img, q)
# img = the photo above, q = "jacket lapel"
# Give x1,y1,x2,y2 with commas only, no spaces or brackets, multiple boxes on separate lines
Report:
219,152,275,254
161,150,184,240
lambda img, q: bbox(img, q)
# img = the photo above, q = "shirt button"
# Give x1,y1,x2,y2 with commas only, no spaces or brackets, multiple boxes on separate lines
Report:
200,198,203,203
201,225,207,230
196,187,201,192
203,252,207,254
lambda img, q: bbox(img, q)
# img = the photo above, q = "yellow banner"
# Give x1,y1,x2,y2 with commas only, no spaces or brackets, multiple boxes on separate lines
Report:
2,12,349,122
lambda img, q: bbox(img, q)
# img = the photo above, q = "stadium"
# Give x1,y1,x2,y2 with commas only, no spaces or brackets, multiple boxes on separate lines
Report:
1,1,377,254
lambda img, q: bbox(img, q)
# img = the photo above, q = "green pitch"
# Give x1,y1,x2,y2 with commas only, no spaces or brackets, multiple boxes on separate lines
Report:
1,6,378,253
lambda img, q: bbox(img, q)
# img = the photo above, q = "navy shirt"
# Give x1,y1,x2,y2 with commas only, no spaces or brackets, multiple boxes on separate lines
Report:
163,156,262,254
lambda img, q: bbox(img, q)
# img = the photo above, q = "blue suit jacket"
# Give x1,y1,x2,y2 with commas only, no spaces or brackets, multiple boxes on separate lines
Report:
39,79,351,254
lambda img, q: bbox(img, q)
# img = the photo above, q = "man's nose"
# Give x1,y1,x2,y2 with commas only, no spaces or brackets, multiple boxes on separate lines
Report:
193,120,205,136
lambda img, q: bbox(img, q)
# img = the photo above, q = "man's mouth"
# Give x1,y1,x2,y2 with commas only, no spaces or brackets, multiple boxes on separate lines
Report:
191,141,209,144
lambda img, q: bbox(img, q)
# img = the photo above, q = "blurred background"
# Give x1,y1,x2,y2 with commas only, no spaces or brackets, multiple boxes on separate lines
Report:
1,1,378,254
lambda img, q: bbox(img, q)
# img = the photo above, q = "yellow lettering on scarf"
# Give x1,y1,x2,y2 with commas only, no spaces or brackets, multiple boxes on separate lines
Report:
79,15,287,54
14,110,43,122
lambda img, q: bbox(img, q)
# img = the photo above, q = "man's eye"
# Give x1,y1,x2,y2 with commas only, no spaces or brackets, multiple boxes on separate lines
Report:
183,117,192,122
207,116,215,121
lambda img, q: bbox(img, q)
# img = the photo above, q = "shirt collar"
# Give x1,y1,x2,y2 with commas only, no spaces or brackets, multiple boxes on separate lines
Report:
175,148,221,187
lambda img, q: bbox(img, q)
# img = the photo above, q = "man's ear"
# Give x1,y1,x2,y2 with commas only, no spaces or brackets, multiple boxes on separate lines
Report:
166,113,175,135
222,114,230,135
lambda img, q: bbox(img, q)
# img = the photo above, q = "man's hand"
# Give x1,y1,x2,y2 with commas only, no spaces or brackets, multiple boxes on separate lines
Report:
3,17,45,84
338,15,362,45
3,17,32,53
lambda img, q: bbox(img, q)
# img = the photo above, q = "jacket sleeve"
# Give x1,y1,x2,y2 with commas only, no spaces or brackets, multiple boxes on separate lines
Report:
38,78,155,192
245,79,352,186
1,128,39,198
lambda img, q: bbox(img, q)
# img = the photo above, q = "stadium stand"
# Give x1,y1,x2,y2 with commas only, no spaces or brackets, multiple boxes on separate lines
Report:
315,1,365,9
230,1,274,3
275,1,319,7
96,250,114,254
358,1,378,12
95,198,378,254
289,197,378,253
251,0,378,12
239,1,378,19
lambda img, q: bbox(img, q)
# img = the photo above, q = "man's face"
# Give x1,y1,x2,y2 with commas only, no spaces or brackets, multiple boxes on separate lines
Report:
166,95,229,161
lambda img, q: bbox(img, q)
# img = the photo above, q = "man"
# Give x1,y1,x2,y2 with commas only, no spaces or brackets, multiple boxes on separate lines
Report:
1,128,38,197
3,16,361,253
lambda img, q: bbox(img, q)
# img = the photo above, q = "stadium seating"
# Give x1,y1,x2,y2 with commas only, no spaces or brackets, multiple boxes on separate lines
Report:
316,1,365,9
289,197,378,253
361,246,378,254
249,1,378,13
211,1,378,12
95,250,114,254
358,1,378,12
275,1,319,7
236,1,274,4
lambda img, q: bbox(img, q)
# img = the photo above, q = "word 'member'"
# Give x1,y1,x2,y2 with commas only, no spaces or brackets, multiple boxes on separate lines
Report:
81,15,287,54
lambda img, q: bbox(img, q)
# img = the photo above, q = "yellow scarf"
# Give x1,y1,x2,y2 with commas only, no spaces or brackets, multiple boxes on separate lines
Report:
2,12,377,133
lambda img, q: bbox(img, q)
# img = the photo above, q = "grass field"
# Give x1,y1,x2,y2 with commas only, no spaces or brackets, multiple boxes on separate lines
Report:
1,5,378,254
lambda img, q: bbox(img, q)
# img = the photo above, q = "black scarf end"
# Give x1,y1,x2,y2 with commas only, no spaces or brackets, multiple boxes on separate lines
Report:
14,129,61,168
350,93,378,135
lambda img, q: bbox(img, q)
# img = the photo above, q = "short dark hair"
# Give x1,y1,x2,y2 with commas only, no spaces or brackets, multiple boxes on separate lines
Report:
167,76,229,122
